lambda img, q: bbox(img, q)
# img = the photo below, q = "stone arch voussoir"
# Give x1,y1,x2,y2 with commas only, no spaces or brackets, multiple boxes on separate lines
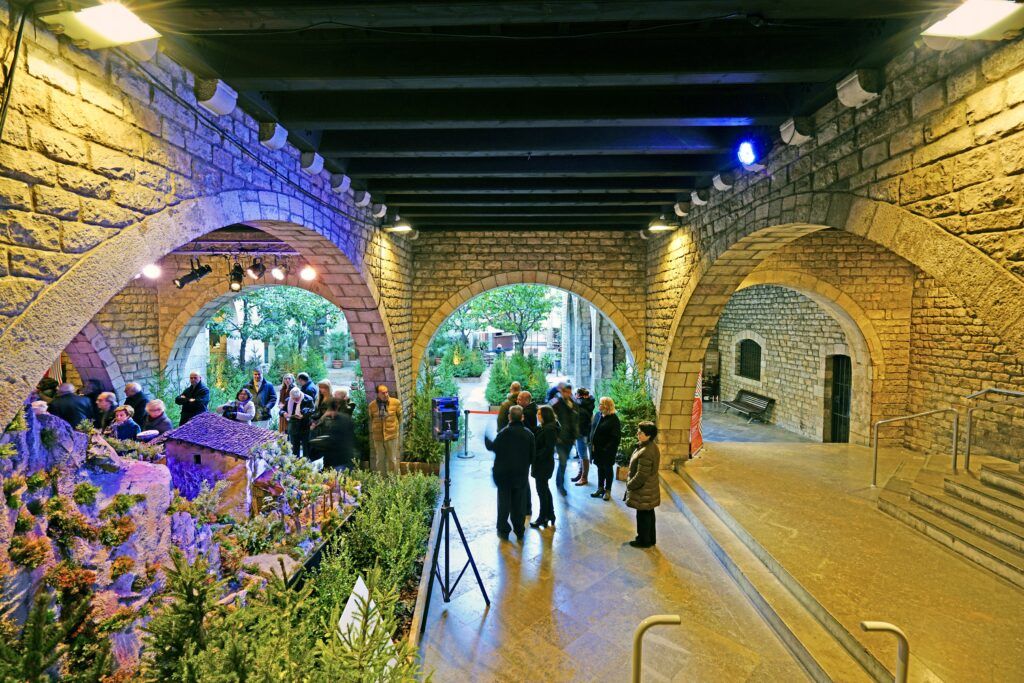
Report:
63,322,126,396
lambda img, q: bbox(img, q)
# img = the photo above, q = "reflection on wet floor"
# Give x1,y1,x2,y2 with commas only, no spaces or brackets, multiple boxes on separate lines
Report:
417,421,806,682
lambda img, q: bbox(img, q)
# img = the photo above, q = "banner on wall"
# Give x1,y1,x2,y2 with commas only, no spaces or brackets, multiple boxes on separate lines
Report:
690,370,704,457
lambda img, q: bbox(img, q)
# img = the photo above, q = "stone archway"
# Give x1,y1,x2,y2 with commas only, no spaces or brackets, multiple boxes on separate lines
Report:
0,191,396,428
409,271,645,383
62,322,126,396
656,193,1024,458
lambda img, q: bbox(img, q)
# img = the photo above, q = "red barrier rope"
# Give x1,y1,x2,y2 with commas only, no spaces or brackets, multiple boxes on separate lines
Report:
465,410,498,415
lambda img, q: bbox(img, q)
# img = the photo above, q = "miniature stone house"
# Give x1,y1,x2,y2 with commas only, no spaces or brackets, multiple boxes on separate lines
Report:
153,412,277,519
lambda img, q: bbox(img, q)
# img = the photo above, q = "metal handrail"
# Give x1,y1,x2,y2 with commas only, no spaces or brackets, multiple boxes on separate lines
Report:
964,388,1024,470
631,614,681,683
861,621,909,683
871,409,959,487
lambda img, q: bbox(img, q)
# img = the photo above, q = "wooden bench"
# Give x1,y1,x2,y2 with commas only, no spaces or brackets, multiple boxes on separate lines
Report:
721,390,774,423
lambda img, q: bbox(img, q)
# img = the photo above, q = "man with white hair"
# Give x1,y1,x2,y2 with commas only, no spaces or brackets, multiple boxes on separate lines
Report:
174,371,210,426
124,382,152,423
47,382,94,428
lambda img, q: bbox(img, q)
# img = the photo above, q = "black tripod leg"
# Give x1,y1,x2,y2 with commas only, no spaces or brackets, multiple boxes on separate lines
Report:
429,508,450,601
447,507,490,606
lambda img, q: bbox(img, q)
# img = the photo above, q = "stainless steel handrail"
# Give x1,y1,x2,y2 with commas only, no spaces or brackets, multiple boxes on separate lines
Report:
631,614,681,683
964,388,1024,470
861,621,910,683
871,409,959,487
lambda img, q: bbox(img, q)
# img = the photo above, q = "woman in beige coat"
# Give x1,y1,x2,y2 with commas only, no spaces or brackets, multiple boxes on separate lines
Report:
624,421,661,548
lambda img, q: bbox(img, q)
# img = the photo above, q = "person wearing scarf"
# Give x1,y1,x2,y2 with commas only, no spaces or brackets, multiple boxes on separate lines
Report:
284,387,315,459
219,388,256,424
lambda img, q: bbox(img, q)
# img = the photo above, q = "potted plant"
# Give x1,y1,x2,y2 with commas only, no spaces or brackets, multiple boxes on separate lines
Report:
325,330,352,369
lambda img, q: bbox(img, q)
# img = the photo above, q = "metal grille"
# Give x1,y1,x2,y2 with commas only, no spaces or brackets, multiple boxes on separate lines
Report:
829,354,852,443
737,339,761,380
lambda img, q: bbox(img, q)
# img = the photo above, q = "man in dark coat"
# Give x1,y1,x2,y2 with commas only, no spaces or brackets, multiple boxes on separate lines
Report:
484,405,535,540
174,371,211,426
123,383,151,423
246,369,278,427
296,372,318,400
496,381,521,431
550,384,579,496
572,388,596,486
309,399,356,471
48,383,94,428
516,390,538,433
139,399,173,437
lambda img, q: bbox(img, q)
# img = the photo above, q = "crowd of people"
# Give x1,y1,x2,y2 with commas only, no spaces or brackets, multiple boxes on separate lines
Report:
33,378,176,443
486,380,660,548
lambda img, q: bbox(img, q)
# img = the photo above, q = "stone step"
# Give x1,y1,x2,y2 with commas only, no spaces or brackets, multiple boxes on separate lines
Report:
878,492,1024,590
911,484,1024,554
980,463,1024,497
666,469,889,682
944,478,1024,527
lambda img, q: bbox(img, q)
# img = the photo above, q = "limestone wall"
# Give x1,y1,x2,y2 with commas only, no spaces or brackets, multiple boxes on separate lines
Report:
89,282,160,392
716,286,850,441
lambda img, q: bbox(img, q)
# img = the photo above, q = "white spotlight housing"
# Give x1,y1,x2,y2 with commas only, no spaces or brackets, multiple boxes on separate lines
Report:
300,152,324,176
780,117,814,146
691,189,709,206
299,265,317,281
371,203,388,218
39,2,160,49
836,70,883,109
121,38,158,62
195,79,238,117
141,263,161,279
673,201,690,218
330,174,352,194
353,190,372,208
924,0,1024,40
259,122,288,150
712,173,734,191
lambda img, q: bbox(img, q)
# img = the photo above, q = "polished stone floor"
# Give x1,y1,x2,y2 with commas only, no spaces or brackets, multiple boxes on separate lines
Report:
682,443,1024,682
700,404,811,444
417,419,807,682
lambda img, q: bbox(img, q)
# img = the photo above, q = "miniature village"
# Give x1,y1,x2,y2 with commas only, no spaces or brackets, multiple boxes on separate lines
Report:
0,405,436,680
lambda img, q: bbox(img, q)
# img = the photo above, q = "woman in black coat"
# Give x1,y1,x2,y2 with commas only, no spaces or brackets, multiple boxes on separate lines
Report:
590,396,623,501
530,404,559,529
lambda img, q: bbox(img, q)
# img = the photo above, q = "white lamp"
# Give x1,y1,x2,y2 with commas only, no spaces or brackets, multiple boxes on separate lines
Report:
40,2,160,50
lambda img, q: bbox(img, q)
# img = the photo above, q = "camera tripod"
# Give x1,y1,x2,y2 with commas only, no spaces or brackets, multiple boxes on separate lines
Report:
429,430,490,605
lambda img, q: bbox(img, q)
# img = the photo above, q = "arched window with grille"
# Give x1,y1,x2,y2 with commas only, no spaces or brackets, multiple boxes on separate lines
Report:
737,339,762,380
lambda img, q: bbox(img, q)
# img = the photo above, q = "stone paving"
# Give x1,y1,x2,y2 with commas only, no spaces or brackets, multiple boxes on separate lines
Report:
417,412,806,682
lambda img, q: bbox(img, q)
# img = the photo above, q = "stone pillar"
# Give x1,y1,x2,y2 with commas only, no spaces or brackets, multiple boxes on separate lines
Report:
562,293,574,377
576,299,592,389
591,311,616,390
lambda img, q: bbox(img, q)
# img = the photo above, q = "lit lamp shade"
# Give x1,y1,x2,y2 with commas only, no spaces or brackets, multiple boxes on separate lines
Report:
40,3,161,50
384,215,414,233
647,215,674,233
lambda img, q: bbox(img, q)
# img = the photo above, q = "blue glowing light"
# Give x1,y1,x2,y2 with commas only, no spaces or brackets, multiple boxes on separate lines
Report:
737,141,757,166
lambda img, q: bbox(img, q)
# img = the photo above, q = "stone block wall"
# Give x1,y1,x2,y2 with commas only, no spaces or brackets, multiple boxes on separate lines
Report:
716,286,850,441
89,282,160,392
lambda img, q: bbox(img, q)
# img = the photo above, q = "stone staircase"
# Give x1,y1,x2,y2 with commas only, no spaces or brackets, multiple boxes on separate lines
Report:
878,457,1024,590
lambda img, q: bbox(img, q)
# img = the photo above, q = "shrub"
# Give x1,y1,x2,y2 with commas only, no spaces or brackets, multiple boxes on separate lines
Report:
75,419,96,435
73,482,99,506
442,341,485,378
47,496,100,546
4,408,27,433
599,363,657,460
40,428,58,450
44,561,97,605
26,498,44,516
110,556,135,580
25,471,49,493
100,493,146,518
484,355,512,406
14,509,34,533
3,474,26,497
191,480,229,524
9,535,50,568
0,443,16,463
99,516,136,548
402,366,451,464
485,353,548,406
233,513,285,555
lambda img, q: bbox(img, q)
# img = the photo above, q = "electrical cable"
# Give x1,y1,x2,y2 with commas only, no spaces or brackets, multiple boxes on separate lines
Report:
0,3,33,142
115,50,377,230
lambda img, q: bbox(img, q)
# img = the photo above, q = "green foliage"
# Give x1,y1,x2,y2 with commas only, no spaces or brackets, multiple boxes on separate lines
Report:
326,329,353,360
110,555,135,580
205,353,256,411
485,356,511,407
191,480,229,524
0,442,17,463
14,509,34,533
470,284,557,351
39,428,58,450
599,363,657,460
99,516,136,548
142,550,227,681
233,513,285,555
74,419,96,436
350,378,370,464
44,561,96,607
4,408,27,433
4,474,25,496
26,498,44,516
72,482,99,506
485,353,548,406
25,471,48,493
104,437,164,462
270,340,328,386
441,341,485,378
403,368,446,464
46,496,100,546
100,493,146,518
9,536,50,568
153,369,183,426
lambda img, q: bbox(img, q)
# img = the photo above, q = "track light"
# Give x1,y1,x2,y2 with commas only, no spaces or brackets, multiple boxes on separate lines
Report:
924,0,1024,40
246,258,266,280
141,263,161,279
384,214,414,233
174,259,212,289
647,214,674,233
299,265,317,281
229,262,245,292
271,259,287,281
39,1,161,50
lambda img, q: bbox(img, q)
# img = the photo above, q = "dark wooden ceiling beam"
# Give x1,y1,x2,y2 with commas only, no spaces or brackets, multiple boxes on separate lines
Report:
318,127,740,157
383,193,671,206
366,178,696,194
402,207,656,217
344,155,726,178
146,2,939,31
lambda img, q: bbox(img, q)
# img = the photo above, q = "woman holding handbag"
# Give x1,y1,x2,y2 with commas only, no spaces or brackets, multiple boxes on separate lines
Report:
530,404,559,529
624,421,660,548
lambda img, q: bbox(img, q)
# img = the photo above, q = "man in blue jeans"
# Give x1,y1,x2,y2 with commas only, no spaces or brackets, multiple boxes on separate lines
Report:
551,383,579,496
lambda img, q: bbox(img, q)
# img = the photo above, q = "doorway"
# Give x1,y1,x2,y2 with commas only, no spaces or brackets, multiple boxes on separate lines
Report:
825,354,852,443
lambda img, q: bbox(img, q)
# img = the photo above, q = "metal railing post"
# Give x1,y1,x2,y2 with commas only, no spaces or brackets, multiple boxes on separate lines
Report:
631,614,681,683
871,408,961,487
963,387,1024,471
872,421,881,487
861,621,909,683
950,411,959,471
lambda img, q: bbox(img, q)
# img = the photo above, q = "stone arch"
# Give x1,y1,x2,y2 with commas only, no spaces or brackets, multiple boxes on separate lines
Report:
0,191,396,429
410,271,645,380
62,322,126,396
162,275,354,383
656,193,1024,458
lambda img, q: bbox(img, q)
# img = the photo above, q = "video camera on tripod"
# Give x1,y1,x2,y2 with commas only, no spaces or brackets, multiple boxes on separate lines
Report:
431,396,460,442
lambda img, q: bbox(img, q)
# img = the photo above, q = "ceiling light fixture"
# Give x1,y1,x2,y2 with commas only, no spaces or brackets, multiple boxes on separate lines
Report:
647,214,674,233
384,214,414,233
141,263,161,279
924,0,1024,39
271,259,287,281
299,265,317,282
173,258,212,289
246,257,266,280
229,262,245,292
737,141,758,166
40,1,161,50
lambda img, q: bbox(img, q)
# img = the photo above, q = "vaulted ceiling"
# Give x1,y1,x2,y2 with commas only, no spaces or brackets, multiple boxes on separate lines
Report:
143,1,944,231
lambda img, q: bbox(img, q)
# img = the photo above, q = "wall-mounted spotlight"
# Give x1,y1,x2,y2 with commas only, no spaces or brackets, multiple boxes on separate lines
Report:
39,1,160,49
173,259,212,289
246,257,266,280
141,263,161,279
647,214,675,234
228,262,245,292
384,214,414,233
299,265,317,282
924,0,1024,40
271,259,287,281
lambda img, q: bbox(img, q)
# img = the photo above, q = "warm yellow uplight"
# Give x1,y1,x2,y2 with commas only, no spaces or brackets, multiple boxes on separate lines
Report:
924,0,1024,39
41,1,160,50
299,265,317,281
